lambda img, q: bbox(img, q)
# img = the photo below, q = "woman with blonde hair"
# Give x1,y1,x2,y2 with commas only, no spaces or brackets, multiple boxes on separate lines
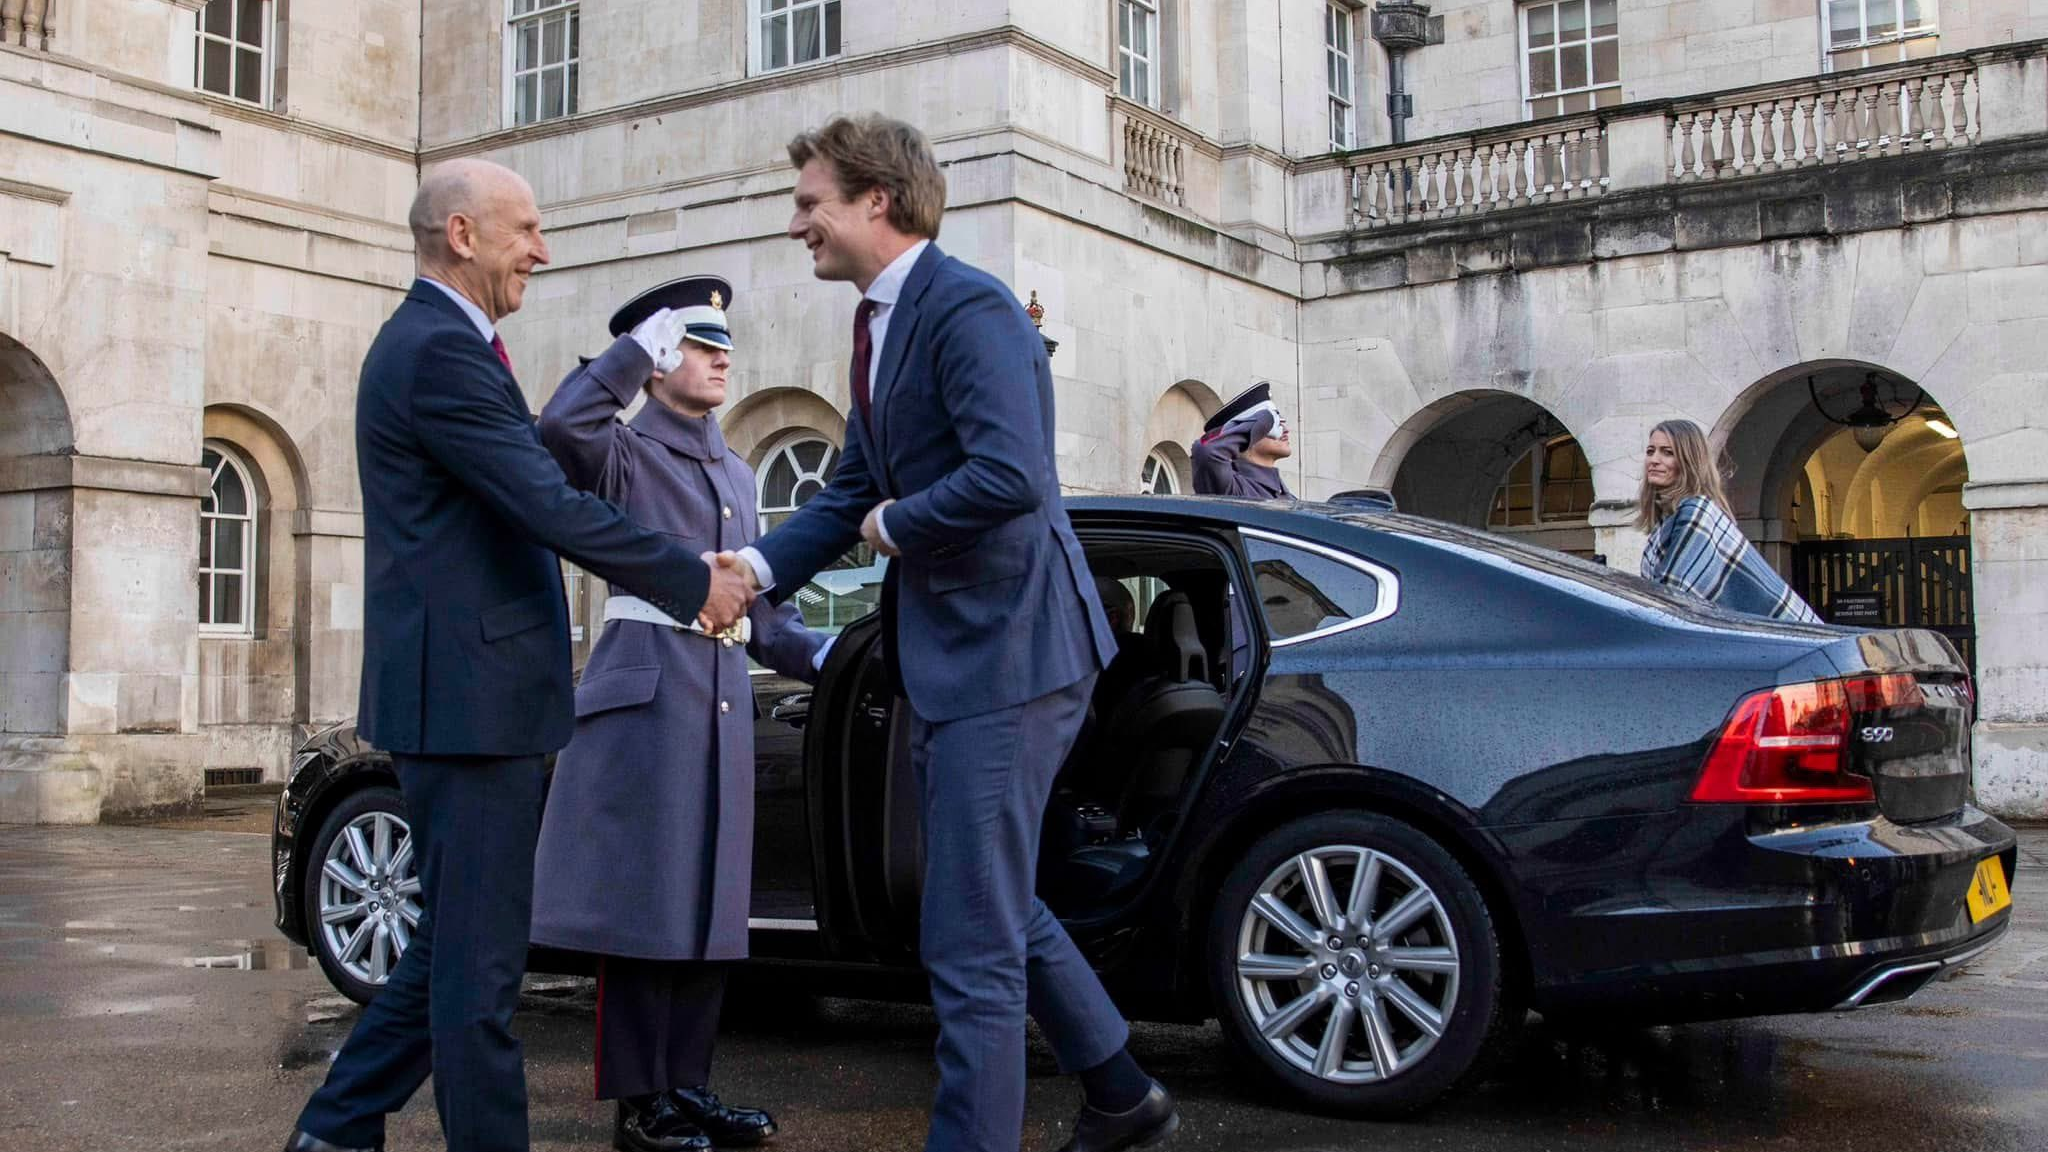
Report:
1637,419,1821,622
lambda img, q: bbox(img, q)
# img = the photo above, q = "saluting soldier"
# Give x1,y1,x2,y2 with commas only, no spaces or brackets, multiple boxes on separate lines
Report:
531,277,826,1152
1190,380,1293,499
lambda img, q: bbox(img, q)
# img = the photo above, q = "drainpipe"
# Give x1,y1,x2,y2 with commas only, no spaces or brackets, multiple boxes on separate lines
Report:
1371,3,1436,145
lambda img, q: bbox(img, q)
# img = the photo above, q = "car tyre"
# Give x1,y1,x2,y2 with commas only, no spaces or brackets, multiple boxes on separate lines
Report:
1207,811,1514,1117
305,784,418,1006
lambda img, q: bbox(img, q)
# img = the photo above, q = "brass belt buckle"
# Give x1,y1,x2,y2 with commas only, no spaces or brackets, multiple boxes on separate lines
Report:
690,616,753,647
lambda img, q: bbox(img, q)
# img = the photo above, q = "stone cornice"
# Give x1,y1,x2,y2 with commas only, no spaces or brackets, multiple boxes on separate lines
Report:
197,94,416,165
209,183,412,242
0,454,208,499
0,176,69,205
1962,480,2048,511
420,26,1116,163
292,509,365,539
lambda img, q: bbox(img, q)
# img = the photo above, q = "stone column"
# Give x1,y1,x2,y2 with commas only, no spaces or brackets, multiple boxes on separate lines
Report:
293,510,364,746
0,457,208,823
1962,480,2048,818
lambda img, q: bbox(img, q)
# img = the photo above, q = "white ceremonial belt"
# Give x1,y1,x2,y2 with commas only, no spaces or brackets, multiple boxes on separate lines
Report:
603,595,751,646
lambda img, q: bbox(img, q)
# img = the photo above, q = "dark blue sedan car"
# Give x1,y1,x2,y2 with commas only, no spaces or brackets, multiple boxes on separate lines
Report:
272,497,2016,1116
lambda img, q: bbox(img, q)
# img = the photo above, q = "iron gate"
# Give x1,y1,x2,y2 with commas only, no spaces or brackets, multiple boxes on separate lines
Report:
1791,536,1974,671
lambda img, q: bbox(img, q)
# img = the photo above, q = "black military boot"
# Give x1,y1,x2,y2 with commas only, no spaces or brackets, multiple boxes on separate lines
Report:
668,1085,778,1147
615,1093,713,1152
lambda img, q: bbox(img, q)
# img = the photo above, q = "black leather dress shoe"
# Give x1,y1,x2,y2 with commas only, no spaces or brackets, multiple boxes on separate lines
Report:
1054,1081,1180,1152
669,1085,778,1146
282,1130,382,1152
616,1094,714,1152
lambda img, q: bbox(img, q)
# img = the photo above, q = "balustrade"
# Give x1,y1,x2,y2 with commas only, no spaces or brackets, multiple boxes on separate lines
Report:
1122,112,1187,208
1669,60,1976,181
3,0,58,50
1350,119,1608,227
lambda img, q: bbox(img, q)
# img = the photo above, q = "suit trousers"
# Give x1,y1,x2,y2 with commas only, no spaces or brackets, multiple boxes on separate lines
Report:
296,754,545,1152
594,958,725,1099
913,672,1130,1152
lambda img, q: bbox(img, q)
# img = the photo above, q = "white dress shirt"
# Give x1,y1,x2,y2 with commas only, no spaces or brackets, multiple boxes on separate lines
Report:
740,239,928,588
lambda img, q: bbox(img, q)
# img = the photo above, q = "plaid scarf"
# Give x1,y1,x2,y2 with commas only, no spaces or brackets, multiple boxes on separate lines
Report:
1641,496,1820,623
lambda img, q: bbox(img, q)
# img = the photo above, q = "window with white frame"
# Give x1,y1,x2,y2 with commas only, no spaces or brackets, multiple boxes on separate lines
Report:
756,0,842,74
1140,451,1180,495
200,445,258,635
1521,0,1620,119
508,0,579,127
1117,0,1161,106
1825,0,1938,71
758,436,838,534
194,0,274,107
1327,3,1357,150
756,433,884,634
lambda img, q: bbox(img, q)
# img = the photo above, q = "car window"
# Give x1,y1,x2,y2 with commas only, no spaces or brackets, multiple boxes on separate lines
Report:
1243,535,1382,641
749,548,888,674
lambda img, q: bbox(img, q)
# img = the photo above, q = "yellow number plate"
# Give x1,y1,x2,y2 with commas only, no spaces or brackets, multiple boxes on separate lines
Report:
1966,857,2012,923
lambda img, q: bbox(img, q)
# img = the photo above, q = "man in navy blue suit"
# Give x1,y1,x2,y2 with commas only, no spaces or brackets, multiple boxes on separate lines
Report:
726,116,1180,1152
282,158,754,1152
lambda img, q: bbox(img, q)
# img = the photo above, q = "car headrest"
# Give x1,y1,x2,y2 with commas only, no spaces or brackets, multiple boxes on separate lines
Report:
1143,591,1208,684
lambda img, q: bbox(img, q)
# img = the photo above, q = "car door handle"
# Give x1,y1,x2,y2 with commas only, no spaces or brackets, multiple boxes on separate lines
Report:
770,694,811,729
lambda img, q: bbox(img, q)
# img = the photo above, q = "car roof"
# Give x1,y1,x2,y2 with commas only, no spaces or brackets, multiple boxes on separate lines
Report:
1065,494,1841,636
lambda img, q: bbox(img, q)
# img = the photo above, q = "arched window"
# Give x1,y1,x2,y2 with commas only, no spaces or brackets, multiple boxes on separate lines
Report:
200,443,258,635
1489,435,1594,527
754,432,883,635
1140,450,1180,494
757,435,839,533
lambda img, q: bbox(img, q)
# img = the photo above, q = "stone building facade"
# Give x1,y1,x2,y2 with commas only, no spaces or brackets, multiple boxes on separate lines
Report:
4,1,2046,822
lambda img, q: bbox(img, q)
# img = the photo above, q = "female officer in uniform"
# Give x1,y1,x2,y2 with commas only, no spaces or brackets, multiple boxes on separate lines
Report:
531,277,827,1152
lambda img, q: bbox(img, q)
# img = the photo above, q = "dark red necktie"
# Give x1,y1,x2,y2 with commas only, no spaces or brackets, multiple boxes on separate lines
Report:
490,333,513,373
849,298,878,432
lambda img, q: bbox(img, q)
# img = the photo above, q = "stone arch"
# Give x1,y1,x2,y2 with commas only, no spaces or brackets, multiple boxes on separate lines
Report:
1138,379,1218,493
203,403,310,515
1374,389,1594,550
1711,359,1967,547
721,386,847,469
0,333,73,458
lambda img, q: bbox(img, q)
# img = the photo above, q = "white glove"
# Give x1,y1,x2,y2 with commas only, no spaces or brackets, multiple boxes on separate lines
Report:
628,307,688,374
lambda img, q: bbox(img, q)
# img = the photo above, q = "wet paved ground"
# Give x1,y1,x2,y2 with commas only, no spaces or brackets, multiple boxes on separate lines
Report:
1,817,2042,1152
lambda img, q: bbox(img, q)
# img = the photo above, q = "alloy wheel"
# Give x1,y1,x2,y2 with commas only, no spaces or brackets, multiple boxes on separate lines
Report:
1234,845,1462,1084
316,810,420,986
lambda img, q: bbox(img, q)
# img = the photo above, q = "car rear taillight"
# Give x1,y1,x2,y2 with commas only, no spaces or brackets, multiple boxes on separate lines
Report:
1689,678,1879,804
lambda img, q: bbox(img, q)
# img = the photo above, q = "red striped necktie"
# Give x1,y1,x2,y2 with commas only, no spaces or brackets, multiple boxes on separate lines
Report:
490,332,513,373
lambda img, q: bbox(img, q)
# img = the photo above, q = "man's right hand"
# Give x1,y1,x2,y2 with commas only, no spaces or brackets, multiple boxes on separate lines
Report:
697,551,756,632
629,307,687,374
715,550,763,593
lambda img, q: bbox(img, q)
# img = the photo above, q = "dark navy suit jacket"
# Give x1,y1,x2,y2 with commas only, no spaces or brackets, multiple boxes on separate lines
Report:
354,281,712,756
753,246,1115,722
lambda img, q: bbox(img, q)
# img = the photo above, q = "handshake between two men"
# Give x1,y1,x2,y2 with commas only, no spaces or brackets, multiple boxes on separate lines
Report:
693,496,900,633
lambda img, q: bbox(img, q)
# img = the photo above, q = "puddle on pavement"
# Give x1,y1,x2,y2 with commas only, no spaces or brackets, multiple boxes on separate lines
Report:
182,938,310,971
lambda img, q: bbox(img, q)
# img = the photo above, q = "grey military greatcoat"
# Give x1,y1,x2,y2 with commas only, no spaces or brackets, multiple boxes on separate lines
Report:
529,337,824,961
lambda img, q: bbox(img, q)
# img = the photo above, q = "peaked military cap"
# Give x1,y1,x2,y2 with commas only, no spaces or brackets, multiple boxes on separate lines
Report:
1204,380,1276,434
608,275,735,350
